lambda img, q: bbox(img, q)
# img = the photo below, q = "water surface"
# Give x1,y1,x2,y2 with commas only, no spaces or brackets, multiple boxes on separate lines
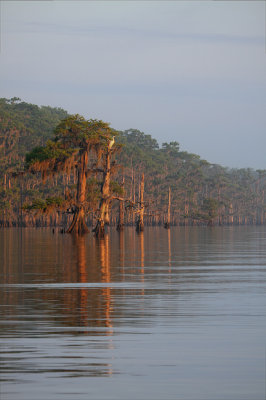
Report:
0,226,266,399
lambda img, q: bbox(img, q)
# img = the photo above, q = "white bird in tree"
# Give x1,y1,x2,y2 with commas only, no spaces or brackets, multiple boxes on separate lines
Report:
108,135,115,149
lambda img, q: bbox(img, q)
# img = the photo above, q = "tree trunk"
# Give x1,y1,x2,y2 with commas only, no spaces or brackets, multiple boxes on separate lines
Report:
164,186,171,229
94,143,112,238
228,203,233,225
184,199,189,226
104,203,110,225
3,174,7,191
67,151,89,234
131,167,135,226
136,173,144,232
117,177,125,231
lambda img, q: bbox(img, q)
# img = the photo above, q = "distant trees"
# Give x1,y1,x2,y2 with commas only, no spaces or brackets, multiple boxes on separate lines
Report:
201,198,220,226
0,98,266,229
0,98,69,227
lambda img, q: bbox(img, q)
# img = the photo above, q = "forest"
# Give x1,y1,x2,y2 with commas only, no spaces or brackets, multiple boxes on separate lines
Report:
0,97,266,234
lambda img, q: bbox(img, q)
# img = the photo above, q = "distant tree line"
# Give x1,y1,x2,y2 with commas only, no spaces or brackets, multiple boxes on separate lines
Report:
1,97,266,234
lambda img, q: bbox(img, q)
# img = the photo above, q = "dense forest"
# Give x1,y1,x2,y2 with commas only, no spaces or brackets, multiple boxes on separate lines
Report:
1,97,266,233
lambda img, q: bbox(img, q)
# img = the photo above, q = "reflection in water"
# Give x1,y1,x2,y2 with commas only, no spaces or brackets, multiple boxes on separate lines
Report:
136,232,145,303
64,235,114,343
97,235,114,374
1,227,266,400
139,231,144,279
98,236,113,333
119,231,125,279
168,228,171,276
75,235,88,328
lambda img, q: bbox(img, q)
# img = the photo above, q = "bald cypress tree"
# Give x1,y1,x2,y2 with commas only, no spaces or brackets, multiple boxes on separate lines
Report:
93,134,122,238
26,115,117,234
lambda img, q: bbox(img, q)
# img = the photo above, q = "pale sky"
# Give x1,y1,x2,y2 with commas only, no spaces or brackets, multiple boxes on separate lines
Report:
1,1,266,169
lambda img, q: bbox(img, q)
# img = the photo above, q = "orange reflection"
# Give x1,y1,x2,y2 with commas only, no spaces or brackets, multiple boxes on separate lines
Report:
119,231,125,280
168,228,171,275
140,232,144,277
75,236,89,328
138,231,145,298
1,230,21,316
98,235,114,375
99,236,113,333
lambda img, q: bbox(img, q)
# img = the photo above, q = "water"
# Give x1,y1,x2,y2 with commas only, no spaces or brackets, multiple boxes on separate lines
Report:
0,226,266,400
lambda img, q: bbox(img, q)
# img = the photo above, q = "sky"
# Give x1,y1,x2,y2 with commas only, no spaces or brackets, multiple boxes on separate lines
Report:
1,1,266,169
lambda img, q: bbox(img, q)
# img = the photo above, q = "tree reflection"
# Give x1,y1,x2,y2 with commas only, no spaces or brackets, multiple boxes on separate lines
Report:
74,235,89,328
168,228,171,275
61,235,114,340
98,236,113,333
137,231,145,300
118,231,125,279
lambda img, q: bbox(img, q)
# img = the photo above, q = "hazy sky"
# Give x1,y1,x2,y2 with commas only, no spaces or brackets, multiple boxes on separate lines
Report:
1,1,265,169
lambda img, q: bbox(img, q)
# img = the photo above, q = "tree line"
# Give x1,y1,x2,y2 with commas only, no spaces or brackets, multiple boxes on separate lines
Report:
1,97,266,234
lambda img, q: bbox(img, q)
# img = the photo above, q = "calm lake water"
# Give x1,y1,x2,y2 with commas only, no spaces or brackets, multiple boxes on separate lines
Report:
0,226,266,400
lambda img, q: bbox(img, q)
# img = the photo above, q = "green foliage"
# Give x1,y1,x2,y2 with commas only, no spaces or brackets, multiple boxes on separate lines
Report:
202,198,220,219
23,196,64,212
162,141,180,157
54,115,117,151
110,181,124,196
23,199,47,211
46,196,64,207
25,141,75,169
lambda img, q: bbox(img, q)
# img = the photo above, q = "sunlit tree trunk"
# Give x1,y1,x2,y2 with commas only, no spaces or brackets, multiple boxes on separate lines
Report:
184,199,189,226
228,203,234,225
104,203,110,226
136,173,144,232
164,186,171,229
131,167,135,226
94,143,112,238
117,177,125,231
3,174,7,191
67,151,89,234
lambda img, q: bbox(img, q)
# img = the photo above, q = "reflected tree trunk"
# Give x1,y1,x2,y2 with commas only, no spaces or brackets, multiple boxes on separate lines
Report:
76,236,88,328
99,236,113,336
168,228,171,275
